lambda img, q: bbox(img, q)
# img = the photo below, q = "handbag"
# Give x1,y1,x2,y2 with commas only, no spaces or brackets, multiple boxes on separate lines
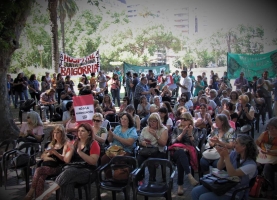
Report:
111,164,131,182
139,145,159,157
200,174,240,196
202,147,220,160
105,145,126,158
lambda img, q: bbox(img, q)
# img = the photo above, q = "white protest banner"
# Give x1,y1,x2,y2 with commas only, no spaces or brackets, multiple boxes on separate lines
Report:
73,95,94,125
59,50,100,76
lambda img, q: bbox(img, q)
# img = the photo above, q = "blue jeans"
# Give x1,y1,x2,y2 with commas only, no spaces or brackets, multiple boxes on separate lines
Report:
111,88,120,107
172,149,191,185
15,91,24,108
200,157,219,173
191,185,230,200
22,89,29,100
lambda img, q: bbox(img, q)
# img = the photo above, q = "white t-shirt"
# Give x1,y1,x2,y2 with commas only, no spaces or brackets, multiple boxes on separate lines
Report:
62,111,71,121
180,76,192,94
185,100,193,109
166,118,173,126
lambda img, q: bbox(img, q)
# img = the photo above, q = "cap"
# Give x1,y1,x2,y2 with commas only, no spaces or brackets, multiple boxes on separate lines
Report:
45,71,50,74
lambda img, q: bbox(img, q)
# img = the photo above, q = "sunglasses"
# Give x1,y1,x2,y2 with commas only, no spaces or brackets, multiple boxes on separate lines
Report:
180,118,189,121
93,119,101,123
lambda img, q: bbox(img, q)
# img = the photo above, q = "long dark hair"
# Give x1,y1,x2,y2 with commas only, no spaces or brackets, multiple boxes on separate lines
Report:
163,101,173,113
159,107,169,125
237,134,258,162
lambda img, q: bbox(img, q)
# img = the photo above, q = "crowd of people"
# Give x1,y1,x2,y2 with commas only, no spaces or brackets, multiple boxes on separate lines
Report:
6,67,277,199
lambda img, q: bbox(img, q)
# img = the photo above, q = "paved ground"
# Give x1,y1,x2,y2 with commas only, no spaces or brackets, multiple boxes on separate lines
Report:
0,106,276,200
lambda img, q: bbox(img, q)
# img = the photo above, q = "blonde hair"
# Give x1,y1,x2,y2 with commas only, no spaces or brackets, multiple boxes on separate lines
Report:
239,94,249,104
179,112,194,127
93,112,103,121
147,113,165,130
50,124,67,146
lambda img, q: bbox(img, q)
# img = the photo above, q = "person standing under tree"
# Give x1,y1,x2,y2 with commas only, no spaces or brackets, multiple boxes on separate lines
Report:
177,70,192,100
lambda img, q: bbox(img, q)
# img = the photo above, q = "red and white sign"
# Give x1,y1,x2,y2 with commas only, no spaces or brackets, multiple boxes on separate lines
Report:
59,50,100,76
166,75,174,85
73,95,94,125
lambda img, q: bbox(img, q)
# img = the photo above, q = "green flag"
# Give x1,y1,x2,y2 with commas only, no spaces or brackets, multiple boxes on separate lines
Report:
227,50,277,80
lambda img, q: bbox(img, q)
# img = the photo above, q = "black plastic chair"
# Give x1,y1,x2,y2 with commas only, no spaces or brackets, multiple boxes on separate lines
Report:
231,176,257,200
96,156,137,200
0,139,17,186
2,142,39,193
132,158,175,200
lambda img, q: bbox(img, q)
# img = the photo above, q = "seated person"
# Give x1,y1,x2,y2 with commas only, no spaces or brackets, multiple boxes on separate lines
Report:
24,125,67,200
192,134,258,200
160,85,172,102
60,84,75,111
170,112,199,195
137,95,150,119
194,104,213,130
40,88,57,121
62,101,73,126
118,96,130,114
95,107,111,131
194,96,214,116
256,117,277,198
36,123,100,200
18,111,44,144
65,110,78,140
101,94,116,122
92,113,108,156
137,113,168,181
100,113,137,178
200,114,235,174
125,105,140,132
236,94,255,133
149,96,163,113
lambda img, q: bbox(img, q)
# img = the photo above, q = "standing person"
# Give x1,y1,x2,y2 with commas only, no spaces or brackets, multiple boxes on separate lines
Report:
125,71,133,101
89,72,97,88
234,72,248,90
28,74,41,103
189,71,196,95
22,73,29,101
23,125,68,200
55,73,65,104
114,66,122,90
45,72,52,87
130,72,139,103
177,70,192,100
110,73,121,107
257,71,273,119
41,76,50,93
173,70,181,97
133,77,153,112
147,70,157,89
64,75,75,93
7,74,15,108
36,123,100,200
13,73,25,108
97,70,107,95
193,75,205,97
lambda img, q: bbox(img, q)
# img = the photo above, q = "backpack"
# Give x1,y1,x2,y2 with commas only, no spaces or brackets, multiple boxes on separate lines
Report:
249,175,268,198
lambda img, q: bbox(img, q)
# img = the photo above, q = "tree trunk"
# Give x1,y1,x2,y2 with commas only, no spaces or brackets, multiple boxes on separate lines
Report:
60,15,65,54
0,0,33,140
48,0,59,73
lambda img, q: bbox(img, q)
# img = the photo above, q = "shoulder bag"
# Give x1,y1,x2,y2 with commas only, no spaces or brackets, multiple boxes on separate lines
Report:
105,145,126,158
139,145,159,157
